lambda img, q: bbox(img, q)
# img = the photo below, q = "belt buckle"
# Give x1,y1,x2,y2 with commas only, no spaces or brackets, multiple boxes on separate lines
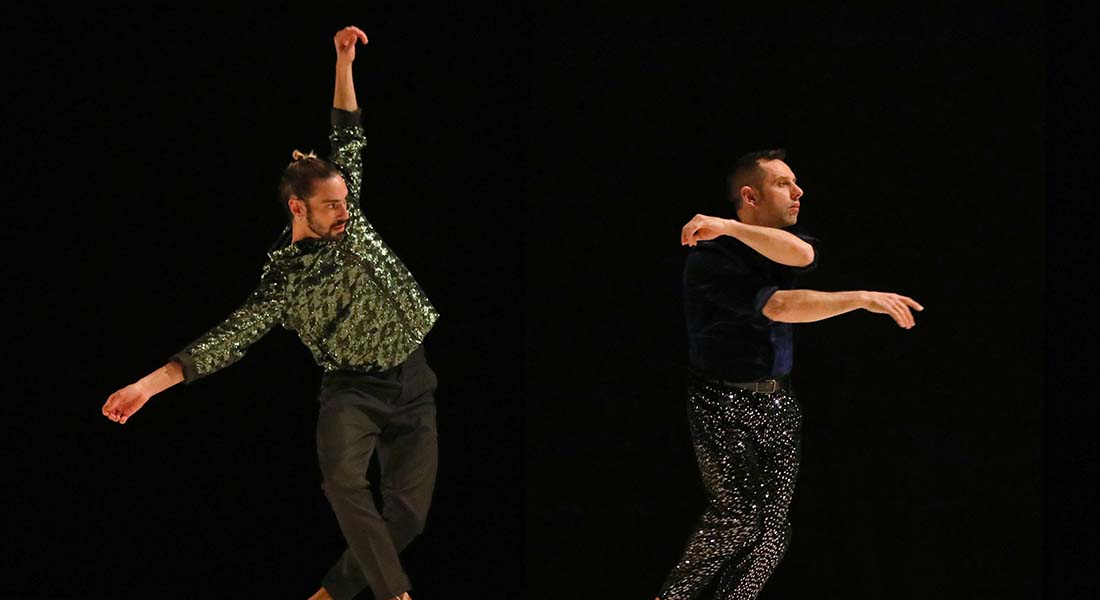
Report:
756,379,778,394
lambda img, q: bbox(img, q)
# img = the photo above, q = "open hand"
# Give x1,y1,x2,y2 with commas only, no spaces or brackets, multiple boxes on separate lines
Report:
862,292,924,329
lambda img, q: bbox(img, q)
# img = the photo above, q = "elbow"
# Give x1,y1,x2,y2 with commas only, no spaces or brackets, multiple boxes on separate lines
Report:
796,244,815,268
762,292,787,321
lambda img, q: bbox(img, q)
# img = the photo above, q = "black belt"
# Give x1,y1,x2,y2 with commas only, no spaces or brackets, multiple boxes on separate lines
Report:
691,371,791,394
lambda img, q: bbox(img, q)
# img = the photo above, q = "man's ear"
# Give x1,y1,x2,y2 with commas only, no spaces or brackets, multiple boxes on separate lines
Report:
739,185,756,207
288,196,306,219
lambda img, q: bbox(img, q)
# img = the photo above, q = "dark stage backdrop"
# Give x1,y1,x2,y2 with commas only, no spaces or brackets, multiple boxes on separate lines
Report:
2,3,526,599
3,3,1080,600
525,5,1043,600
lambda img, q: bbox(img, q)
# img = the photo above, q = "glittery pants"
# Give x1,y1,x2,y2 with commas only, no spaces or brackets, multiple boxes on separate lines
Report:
316,346,438,600
659,376,802,600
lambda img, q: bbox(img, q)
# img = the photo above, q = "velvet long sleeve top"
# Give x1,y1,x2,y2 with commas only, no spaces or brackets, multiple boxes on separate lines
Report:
683,232,817,381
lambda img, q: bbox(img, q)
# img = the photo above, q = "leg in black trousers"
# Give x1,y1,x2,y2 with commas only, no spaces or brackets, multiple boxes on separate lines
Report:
317,347,439,600
659,377,802,600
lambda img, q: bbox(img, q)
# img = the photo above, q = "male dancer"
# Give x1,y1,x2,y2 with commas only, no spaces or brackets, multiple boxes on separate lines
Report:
657,149,923,600
102,26,436,600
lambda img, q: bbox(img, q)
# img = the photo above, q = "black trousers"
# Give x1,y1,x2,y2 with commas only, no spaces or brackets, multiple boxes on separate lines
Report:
317,346,439,600
660,374,802,600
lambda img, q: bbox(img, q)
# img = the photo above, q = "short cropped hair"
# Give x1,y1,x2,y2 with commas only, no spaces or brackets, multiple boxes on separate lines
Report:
727,149,787,213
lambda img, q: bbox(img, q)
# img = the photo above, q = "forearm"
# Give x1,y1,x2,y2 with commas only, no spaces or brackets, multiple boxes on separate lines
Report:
135,361,184,397
725,220,814,267
763,289,867,323
333,60,358,112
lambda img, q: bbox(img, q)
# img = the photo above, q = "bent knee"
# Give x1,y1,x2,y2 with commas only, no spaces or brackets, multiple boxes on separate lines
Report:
321,472,371,498
385,497,430,533
396,511,428,536
707,505,765,539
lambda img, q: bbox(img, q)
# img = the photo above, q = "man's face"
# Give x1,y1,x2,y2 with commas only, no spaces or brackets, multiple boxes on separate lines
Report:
299,175,350,241
749,159,804,228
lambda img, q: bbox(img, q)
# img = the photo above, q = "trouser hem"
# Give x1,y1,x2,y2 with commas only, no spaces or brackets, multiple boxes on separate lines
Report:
322,576,411,600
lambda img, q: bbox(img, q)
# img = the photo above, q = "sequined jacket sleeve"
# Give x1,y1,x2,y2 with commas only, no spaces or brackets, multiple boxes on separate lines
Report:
170,262,287,383
295,107,438,370
330,108,367,212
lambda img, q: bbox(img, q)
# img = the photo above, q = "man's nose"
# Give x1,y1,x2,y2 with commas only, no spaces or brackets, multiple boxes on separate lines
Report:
792,184,804,200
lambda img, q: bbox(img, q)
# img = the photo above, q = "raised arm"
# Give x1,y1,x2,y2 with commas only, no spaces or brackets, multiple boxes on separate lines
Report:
329,26,369,213
102,28,369,427
333,26,367,112
681,214,815,267
763,289,924,329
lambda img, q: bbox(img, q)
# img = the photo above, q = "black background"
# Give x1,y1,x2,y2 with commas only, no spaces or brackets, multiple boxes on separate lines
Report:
525,4,1045,600
2,2,1092,599
2,2,527,599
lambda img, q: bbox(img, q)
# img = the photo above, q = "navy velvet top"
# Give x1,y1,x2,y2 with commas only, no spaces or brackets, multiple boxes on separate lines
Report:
683,232,818,381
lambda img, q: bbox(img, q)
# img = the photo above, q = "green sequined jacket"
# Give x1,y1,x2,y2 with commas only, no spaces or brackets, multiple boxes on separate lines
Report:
170,108,439,383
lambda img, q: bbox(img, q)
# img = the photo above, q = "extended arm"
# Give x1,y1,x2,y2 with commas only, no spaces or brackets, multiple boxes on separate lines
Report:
333,26,367,111
763,289,924,329
102,29,368,427
329,27,369,214
102,267,285,425
681,214,815,267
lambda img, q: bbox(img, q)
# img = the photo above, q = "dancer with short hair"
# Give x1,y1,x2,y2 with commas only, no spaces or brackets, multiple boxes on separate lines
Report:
658,150,923,600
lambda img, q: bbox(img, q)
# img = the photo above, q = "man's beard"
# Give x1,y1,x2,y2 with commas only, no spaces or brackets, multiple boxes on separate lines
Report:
306,209,347,241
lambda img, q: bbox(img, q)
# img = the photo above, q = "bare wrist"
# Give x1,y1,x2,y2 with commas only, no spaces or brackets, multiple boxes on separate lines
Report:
133,378,156,398
136,362,182,397
722,219,741,238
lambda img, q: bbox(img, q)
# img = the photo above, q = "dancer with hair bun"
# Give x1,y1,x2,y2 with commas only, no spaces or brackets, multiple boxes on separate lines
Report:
103,26,437,600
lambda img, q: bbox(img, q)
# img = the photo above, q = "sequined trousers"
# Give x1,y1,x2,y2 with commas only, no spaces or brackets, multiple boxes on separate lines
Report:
660,375,802,600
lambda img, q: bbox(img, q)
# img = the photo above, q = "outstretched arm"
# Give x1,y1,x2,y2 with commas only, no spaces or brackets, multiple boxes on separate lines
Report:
763,289,924,329
333,26,368,112
681,214,814,267
101,265,286,425
100,30,367,427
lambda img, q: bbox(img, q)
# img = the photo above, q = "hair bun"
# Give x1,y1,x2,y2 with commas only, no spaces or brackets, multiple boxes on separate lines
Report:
291,149,318,161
